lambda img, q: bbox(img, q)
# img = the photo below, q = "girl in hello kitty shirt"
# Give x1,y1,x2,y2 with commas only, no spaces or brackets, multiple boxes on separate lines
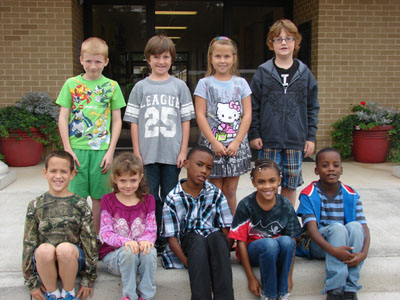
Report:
195,36,252,214
99,152,156,300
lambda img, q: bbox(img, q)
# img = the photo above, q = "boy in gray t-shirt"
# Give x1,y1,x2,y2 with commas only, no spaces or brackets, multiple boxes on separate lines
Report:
124,35,195,250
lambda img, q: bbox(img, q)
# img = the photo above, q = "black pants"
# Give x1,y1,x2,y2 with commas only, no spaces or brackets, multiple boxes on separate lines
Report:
181,231,234,300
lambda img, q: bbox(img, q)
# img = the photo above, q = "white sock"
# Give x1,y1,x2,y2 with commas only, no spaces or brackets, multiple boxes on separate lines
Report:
48,289,61,299
61,288,75,297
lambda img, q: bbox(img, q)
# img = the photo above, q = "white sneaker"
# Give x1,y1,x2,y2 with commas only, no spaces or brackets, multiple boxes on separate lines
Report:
260,292,277,300
278,293,291,300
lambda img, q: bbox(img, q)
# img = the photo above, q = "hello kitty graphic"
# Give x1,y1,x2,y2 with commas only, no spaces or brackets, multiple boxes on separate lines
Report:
212,100,241,142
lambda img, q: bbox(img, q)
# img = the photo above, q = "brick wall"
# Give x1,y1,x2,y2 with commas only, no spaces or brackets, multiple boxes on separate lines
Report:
295,0,400,151
0,0,82,107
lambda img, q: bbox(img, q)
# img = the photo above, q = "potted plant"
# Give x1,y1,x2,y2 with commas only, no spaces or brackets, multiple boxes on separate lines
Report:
331,101,399,163
0,92,61,167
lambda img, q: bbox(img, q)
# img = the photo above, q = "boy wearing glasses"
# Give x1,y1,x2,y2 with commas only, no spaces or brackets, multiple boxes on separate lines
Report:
249,19,320,207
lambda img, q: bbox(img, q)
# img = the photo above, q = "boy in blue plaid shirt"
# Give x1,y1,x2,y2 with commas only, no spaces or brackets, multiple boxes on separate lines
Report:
161,145,234,300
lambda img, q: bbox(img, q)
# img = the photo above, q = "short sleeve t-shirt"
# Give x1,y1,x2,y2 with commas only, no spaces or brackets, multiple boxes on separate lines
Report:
229,192,301,245
194,76,251,146
301,181,367,228
124,76,195,165
56,75,126,150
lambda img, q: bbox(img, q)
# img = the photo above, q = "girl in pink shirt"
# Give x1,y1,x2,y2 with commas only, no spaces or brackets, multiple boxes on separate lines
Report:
99,152,156,300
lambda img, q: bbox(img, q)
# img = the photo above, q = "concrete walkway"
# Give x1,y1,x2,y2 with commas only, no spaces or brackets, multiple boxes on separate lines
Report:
1,161,400,299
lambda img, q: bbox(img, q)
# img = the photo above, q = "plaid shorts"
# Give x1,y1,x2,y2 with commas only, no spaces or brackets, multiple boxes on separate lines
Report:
259,148,304,190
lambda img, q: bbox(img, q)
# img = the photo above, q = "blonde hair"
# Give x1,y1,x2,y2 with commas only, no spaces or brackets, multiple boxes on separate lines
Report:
144,35,176,63
266,19,302,56
81,37,109,59
205,36,239,77
111,152,149,202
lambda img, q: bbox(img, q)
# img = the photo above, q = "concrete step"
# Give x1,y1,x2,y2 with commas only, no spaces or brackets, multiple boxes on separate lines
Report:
2,255,399,300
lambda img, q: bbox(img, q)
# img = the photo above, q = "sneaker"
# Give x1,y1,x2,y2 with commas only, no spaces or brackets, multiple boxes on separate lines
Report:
63,292,80,300
44,293,58,300
343,292,358,300
326,288,344,300
121,297,130,300
278,293,291,300
260,292,276,300
138,297,152,300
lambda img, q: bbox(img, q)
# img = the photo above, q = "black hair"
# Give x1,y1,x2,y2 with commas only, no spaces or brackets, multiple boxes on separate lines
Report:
315,147,341,166
250,159,280,179
187,145,214,160
45,150,75,172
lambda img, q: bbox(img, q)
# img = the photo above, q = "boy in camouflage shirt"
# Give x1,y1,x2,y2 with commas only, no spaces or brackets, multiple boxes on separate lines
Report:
22,151,98,300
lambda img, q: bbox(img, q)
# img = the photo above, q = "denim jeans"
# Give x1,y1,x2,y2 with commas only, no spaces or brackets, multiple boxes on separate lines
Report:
144,163,180,239
102,247,157,300
181,231,234,300
310,222,365,293
247,236,295,299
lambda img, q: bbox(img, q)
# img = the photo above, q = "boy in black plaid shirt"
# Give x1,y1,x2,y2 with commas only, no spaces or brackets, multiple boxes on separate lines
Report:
161,145,234,300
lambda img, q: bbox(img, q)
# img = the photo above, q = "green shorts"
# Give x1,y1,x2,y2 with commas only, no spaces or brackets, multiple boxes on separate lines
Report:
69,149,112,200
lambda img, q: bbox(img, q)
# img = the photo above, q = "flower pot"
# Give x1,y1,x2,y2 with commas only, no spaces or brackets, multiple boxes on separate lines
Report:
0,128,44,167
352,125,392,163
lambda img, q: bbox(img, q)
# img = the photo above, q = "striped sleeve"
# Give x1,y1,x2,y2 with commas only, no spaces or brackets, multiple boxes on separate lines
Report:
181,101,195,121
302,214,317,226
355,198,367,224
179,82,195,121
123,83,142,123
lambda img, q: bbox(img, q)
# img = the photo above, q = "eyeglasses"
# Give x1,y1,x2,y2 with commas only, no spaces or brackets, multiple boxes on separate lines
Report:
272,36,295,43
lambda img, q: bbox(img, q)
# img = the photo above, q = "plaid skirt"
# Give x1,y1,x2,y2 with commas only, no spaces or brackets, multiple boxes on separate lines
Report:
198,137,252,178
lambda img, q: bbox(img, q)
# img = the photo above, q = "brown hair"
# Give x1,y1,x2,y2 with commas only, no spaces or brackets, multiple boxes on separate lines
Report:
81,37,109,59
266,19,302,56
250,159,281,180
144,35,176,63
111,152,149,201
45,150,75,172
205,36,239,77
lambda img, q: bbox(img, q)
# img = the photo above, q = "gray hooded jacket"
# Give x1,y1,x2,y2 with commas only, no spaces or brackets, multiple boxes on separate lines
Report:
249,58,319,150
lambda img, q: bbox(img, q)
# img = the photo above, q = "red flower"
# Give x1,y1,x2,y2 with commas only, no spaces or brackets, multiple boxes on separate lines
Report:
360,101,366,106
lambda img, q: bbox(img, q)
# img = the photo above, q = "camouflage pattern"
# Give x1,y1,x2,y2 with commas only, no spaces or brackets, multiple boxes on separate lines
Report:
22,192,98,291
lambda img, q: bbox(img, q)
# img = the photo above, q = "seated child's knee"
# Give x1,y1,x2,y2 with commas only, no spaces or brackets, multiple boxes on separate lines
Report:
278,235,295,248
35,243,56,262
327,222,347,235
345,221,363,233
56,242,79,260
140,248,157,263
119,248,139,263
207,232,229,252
258,238,279,253
190,234,208,247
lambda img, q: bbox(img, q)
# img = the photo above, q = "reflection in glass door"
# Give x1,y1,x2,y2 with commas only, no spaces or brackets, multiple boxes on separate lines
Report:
232,5,284,83
155,1,224,92
87,1,292,148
